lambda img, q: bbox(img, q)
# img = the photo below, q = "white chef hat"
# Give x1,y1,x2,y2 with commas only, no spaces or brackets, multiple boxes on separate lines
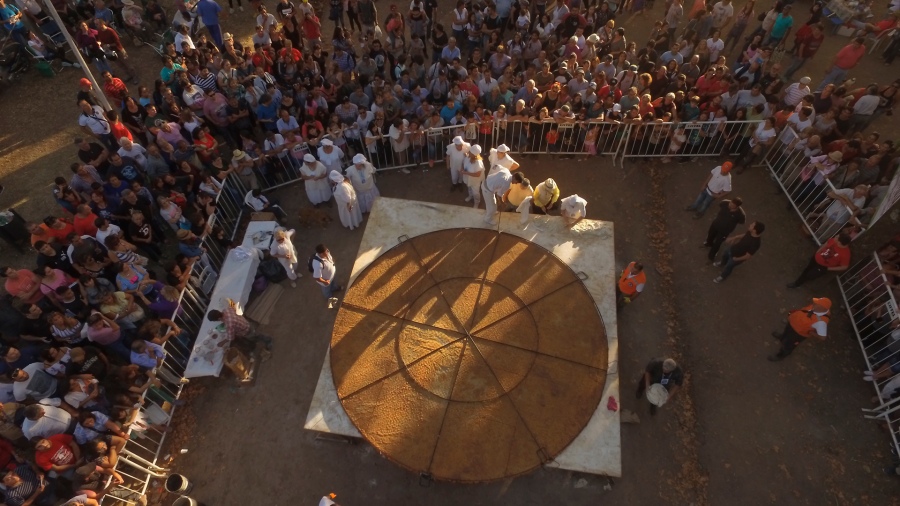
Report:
469,144,482,155
321,138,333,146
329,170,344,183
496,144,510,153
452,136,464,145
353,153,367,164
303,153,316,163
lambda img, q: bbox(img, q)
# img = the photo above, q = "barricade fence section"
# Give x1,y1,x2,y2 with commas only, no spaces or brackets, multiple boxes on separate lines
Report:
619,120,761,165
836,252,900,459
763,126,861,246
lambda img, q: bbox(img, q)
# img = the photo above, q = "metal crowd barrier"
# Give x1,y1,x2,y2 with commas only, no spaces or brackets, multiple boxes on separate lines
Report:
99,171,246,504
619,120,761,166
836,252,900,459
763,126,862,246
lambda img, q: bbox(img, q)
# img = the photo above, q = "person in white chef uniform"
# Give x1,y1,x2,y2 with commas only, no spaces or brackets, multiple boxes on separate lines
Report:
488,143,520,173
462,144,485,208
444,135,470,192
317,138,345,173
330,170,363,230
300,153,333,208
270,228,301,287
344,153,380,214
482,164,513,226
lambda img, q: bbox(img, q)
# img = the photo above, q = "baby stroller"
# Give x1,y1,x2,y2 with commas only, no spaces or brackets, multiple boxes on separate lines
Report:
121,0,154,45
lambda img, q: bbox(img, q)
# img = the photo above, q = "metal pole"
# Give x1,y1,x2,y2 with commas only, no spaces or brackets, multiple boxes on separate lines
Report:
39,0,113,111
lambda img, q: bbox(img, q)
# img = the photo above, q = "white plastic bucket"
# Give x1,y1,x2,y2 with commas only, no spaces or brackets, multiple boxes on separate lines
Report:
172,497,198,506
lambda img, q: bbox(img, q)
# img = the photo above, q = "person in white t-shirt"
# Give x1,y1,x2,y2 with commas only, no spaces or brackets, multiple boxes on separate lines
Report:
710,0,734,29
685,161,733,217
117,138,147,169
487,143,520,173
311,244,341,306
735,117,776,173
560,194,588,228
270,228,300,286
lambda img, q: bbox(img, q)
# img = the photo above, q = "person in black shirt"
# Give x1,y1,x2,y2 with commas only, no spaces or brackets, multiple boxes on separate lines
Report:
75,138,109,176
18,304,51,342
34,242,79,278
636,357,684,415
55,285,89,320
127,211,162,262
713,221,764,283
703,198,745,262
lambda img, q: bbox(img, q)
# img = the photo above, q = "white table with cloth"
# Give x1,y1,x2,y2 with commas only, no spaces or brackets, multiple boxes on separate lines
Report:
183,240,269,378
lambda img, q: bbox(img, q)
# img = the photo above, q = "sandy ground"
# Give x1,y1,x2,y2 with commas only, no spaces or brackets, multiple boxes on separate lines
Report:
1,0,900,504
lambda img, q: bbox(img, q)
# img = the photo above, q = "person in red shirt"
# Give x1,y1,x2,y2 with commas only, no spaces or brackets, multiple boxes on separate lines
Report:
42,216,75,245
250,44,274,72
106,110,133,143
94,18,137,84
784,23,824,81
72,204,99,237
816,37,866,93
787,232,852,288
100,70,128,109
301,11,322,49
278,39,302,62
0,268,44,305
34,434,80,474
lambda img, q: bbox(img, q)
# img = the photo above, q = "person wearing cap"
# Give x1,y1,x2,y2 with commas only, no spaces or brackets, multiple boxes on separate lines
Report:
445,136,471,192
244,188,287,222
488,144,519,173
636,357,684,415
344,154,380,214
317,138,345,174
330,171,363,230
462,144,485,208
560,194,588,228
769,297,831,361
787,232,851,289
781,76,812,107
616,261,646,308
685,162,733,218
532,178,560,215
300,154,333,208
482,165,513,226
713,221,764,283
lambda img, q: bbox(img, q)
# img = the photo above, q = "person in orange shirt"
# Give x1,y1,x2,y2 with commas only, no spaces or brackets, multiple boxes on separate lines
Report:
72,204,100,237
42,216,75,246
616,261,646,309
787,233,851,288
769,297,830,361
27,223,52,247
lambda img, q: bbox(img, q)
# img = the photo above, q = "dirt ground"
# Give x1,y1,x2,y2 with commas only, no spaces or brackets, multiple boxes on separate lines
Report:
2,0,900,504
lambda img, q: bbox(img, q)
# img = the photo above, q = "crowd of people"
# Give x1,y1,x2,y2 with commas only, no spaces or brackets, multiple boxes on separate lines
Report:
0,0,899,499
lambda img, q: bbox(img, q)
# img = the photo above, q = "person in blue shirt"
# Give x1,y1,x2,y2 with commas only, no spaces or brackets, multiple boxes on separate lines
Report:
130,339,166,369
0,0,28,45
175,229,204,258
196,0,225,47
439,99,461,124
255,93,279,131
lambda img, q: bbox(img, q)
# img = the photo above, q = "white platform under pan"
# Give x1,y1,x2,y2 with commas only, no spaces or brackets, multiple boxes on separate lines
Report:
303,197,622,478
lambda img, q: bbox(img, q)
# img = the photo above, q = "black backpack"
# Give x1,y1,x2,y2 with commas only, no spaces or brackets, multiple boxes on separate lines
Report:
308,254,322,273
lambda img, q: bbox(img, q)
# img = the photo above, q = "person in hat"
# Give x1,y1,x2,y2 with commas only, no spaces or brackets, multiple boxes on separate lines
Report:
230,150,259,190
244,188,287,222
781,76,812,107
270,229,301,287
636,357,684,415
300,154,333,208
462,144,485,208
344,154,380,214
712,221,764,283
488,144,519,173
317,137,345,174
445,135,471,191
560,194,588,228
790,151,842,205
685,162,733,218
330,171,363,230
769,297,831,361
532,178,560,215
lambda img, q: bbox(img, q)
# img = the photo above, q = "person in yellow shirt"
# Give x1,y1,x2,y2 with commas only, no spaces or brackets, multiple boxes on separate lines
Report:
502,172,533,210
532,178,560,214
